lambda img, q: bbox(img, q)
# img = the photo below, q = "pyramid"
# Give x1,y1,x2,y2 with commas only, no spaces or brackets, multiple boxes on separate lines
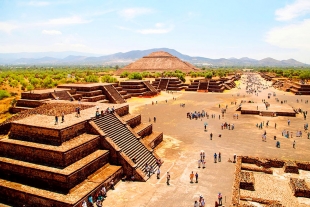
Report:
115,51,200,74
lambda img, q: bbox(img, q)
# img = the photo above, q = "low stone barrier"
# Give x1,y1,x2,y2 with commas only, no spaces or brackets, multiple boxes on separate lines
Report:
240,171,255,191
290,178,310,198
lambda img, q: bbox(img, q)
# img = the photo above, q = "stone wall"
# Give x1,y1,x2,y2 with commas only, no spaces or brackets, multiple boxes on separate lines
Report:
240,171,255,191
0,151,109,192
289,178,310,198
21,92,51,100
10,121,87,145
125,114,141,128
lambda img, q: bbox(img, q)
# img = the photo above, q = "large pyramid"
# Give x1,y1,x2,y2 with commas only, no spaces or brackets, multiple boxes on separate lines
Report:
115,51,200,74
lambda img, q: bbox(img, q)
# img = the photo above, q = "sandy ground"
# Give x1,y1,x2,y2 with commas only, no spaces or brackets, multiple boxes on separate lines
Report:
102,74,310,207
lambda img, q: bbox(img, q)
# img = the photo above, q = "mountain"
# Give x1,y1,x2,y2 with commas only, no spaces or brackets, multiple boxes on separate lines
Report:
0,48,307,67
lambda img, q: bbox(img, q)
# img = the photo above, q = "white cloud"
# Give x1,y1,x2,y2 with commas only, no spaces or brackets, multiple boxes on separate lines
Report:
43,16,91,26
0,22,18,33
26,1,51,6
275,0,310,21
137,23,173,34
42,30,62,35
266,19,310,49
118,8,153,19
115,26,132,31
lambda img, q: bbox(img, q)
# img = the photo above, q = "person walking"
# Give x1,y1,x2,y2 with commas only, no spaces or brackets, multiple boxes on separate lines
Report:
154,117,156,123
218,193,223,206
214,153,217,163
210,133,213,140
218,152,221,162
55,115,58,125
166,172,170,185
194,201,199,207
157,168,160,179
195,172,198,183
202,160,206,169
288,119,290,126
190,171,194,183
293,140,296,149
61,112,65,123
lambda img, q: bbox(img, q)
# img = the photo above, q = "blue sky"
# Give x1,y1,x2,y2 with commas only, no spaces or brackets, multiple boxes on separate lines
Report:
1,0,310,63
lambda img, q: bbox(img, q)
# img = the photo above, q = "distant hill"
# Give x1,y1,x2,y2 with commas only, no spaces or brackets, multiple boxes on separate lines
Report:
0,48,308,67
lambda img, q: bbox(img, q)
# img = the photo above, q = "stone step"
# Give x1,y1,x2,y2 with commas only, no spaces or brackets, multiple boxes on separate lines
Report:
141,131,163,149
93,114,157,177
0,163,123,207
0,133,100,167
121,113,141,128
0,150,109,192
133,123,152,138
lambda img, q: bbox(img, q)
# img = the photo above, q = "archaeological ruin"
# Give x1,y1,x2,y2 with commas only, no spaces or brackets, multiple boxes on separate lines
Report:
0,100,163,206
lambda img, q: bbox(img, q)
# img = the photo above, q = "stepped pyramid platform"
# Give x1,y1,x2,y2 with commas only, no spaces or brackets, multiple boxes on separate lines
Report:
115,51,199,75
58,83,128,104
0,101,163,206
120,80,159,97
10,83,130,114
152,77,185,91
185,76,239,92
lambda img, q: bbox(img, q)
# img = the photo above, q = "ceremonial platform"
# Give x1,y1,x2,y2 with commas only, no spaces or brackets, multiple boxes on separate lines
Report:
239,102,296,117
0,101,163,206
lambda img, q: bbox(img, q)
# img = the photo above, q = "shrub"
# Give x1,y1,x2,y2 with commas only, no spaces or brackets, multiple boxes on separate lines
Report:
120,71,130,78
0,90,10,100
128,72,142,80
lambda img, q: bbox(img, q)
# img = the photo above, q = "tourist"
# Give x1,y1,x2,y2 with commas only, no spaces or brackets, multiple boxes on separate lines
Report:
61,112,64,123
77,107,81,117
194,201,199,207
202,151,205,160
110,179,115,190
288,119,290,126
101,186,107,198
218,193,223,206
233,154,237,163
195,172,198,183
82,200,87,207
157,168,160,179
202,160,206,169
166,172,170,185
154,117,156,123
214,153,217,163
96,199,102,207
210,132,213,140
88,195,94,206
293,140,296,149
190,171,194,183
276,141,280,148
55,115,58,125
218,152,221,162
200,198,205,207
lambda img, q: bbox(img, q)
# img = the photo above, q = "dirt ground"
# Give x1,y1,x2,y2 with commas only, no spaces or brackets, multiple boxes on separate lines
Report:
103,74,310,207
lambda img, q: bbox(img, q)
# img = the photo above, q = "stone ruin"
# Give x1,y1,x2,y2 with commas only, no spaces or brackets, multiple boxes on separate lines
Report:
185,75,240,92
0,102,163,206
231,156,310,207
152,77,186,91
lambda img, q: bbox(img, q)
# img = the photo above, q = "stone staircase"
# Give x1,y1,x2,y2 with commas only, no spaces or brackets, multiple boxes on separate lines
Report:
93,113,158,176
223,83,232,90
102,85,126,104
53,90,73,101
157,79,169,90
143,81,158,94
